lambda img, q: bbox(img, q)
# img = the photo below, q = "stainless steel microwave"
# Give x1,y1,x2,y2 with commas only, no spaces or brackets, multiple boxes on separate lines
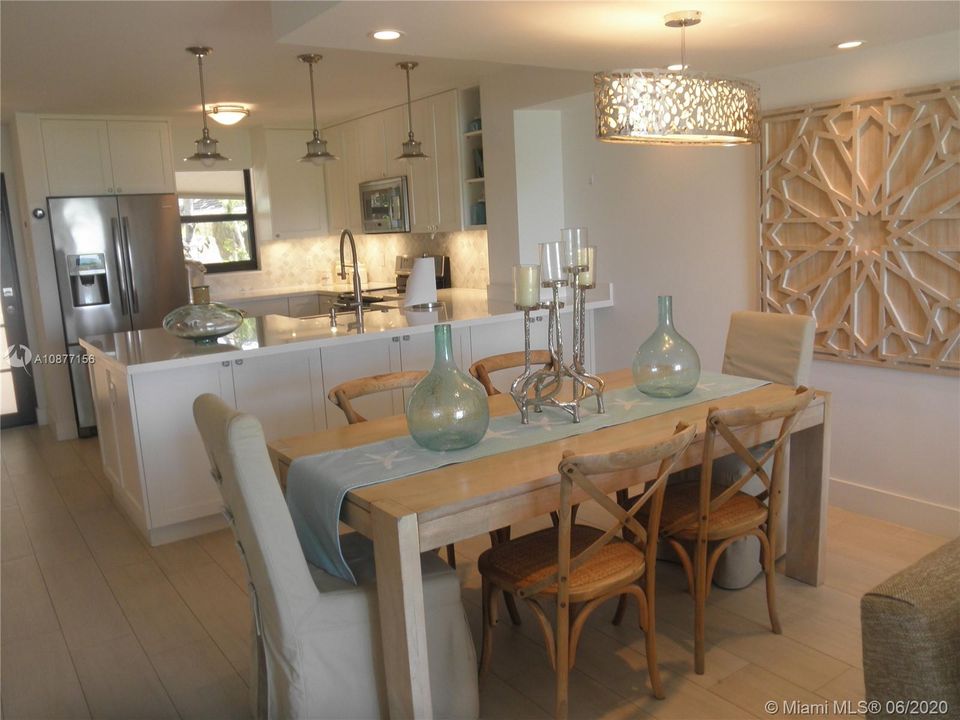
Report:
359,176,410,234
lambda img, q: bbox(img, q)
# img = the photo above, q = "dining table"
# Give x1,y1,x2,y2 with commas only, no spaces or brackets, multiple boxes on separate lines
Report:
268,368,831,719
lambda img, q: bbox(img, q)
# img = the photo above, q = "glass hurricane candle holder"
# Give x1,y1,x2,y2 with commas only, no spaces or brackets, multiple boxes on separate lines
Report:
513,265,541,308
561,227,588,271
539,241,567,286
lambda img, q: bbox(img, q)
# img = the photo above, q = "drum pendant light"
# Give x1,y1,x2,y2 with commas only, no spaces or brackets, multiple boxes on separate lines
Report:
396,61,428,160
184,47,230,165
298,54,337,164
594,11,760,145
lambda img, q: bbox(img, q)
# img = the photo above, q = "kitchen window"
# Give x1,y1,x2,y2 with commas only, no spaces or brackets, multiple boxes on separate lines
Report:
177,169,258,273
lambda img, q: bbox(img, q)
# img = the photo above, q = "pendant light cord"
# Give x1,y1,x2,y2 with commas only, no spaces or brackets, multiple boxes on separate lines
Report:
196,53,210,134
308,61,319,138
405,65,414,140
680,24,687,73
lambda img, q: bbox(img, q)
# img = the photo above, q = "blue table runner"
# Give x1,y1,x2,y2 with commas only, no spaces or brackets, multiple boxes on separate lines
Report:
286,372,768,583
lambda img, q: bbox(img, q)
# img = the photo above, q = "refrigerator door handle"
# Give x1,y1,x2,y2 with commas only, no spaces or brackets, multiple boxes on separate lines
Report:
121,216,140,314
111,217,129,315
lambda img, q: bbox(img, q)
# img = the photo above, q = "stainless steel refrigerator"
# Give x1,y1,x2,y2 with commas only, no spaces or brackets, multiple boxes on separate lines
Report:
49,194,188,436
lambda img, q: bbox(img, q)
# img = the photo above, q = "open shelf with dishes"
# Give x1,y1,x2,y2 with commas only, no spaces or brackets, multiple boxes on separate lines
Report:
460,85,486,229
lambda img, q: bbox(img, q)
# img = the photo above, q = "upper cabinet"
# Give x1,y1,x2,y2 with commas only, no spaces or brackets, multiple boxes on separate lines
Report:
250,128,329,240
323,89,466,235
40,117,175,196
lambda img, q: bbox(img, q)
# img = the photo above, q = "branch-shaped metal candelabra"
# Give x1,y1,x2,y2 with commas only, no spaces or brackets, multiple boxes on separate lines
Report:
510,238,604,423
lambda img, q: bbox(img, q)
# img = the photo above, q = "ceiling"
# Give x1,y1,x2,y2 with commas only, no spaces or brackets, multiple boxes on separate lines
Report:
2,1,957,127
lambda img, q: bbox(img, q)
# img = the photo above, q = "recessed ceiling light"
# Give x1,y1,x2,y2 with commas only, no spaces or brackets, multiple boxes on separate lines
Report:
836,40,863,49
667,63,688,71
370,29,403,41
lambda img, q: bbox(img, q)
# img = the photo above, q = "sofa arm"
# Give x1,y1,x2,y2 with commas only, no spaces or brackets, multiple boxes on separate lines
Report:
860,537,960,719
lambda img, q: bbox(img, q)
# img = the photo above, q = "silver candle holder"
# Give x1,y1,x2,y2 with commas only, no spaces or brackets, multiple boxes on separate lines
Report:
509,233,605,424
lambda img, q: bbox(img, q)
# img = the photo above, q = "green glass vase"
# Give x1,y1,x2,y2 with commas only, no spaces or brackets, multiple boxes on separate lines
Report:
632,295,701,397
406,324,490,451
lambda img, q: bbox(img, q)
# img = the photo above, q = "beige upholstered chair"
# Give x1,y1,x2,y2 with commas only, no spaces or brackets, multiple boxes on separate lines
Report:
861,538,960,719
711,311,816,588
193,394,479,720
478,423,697,718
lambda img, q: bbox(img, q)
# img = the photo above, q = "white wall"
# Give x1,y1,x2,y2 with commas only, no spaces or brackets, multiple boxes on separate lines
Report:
746,30,960,536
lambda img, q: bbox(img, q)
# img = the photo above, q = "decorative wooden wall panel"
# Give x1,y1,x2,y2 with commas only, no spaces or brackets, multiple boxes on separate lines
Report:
760,82,960,373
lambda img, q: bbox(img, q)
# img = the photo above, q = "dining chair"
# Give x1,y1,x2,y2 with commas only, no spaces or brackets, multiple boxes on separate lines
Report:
477,422,697,718
327,370,458,568
192,394,479,720
468,350,554,396
655,387,815,674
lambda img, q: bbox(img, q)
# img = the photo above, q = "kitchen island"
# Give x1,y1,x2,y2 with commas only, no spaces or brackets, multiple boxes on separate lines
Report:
80,288,613,545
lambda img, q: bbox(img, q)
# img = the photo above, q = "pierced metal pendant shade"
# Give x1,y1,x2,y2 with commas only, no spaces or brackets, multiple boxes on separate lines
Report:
594,69,760,145
594,11,760,146
184,47,230,165
298,54,337,164
396,61,428,160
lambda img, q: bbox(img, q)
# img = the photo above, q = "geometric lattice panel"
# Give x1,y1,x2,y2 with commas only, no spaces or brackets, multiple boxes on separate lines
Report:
760,82,960,373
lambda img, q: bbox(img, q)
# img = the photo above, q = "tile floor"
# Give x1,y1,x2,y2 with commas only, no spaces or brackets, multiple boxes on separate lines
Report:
0,423,949,719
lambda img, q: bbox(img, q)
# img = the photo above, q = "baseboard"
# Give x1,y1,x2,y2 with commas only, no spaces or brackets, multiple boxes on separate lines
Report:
830,477,960,538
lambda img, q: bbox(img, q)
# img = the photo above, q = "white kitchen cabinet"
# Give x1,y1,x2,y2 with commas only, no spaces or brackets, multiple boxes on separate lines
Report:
251,128,328,239
106,121,174,194
320,337,398,428
321,125,348,233
391,327,469,406
468,314,550,394
131,362,235,529
340,122,363,229
357,113,388,182
90,360,122,488
432,91,464,232
407,100,440,234
231,351,318,441
40,117,175,196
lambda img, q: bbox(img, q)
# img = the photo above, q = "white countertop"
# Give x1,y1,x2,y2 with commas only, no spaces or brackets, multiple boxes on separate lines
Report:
80,288,614,374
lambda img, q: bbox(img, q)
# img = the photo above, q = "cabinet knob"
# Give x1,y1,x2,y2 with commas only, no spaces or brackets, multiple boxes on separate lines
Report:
222,361,230,367
392,336,400,343
402,334,410,341
107,187,114,193
234,359,244,365
116,187,123,193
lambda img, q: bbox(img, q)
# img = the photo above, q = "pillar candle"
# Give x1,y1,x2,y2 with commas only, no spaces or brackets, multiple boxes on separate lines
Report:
513,265,540,307
577,246,596,287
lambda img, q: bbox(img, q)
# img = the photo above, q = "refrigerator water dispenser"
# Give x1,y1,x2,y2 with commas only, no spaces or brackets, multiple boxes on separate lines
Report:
67,253,109,307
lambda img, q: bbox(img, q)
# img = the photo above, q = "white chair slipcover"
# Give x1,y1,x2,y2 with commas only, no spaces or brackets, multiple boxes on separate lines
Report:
193,394,479,720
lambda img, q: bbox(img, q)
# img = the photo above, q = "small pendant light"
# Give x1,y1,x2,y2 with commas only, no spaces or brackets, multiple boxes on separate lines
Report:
184,47,230,165
298,54,337,164
396,61,428,160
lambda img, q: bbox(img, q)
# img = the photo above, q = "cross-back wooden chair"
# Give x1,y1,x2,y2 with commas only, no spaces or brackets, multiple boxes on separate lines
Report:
327,370,460,569
468,350,554,396
477,422,697,718
656,386,815,675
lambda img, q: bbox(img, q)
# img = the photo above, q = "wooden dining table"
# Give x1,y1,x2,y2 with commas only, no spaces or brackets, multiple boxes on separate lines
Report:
268,369,831,719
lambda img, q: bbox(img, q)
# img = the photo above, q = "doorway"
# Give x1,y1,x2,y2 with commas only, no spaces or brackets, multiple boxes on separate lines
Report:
1,173,37,428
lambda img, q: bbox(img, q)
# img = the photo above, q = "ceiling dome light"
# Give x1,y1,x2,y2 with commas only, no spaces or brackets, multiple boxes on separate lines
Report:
666,63,687,71
207,104,250,125
370,29,403,40
595,11,760,146
184,47,230,165
836,40,863,49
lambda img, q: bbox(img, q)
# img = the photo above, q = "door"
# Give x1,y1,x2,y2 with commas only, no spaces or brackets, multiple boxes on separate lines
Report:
262,129,327,238
107,121,174,194
40,118,115,196
357,113,387,181
322,126,348,232
231,352,316,440
407,100,440,233
432,91,464,231
117,194,189,330
0,174,37,427
320,336,397,428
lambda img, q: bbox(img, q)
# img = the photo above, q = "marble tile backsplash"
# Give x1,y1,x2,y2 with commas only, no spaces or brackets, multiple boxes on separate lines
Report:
206,229,489,295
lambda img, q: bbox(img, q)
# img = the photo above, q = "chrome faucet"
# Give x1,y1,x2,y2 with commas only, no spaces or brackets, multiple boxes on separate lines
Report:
338,228,363,309
338,228,364,332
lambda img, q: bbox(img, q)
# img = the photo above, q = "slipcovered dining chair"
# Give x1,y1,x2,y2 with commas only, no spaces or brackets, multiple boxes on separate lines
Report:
478,422,697,718
712,311,816,587
327,370,458,568
193,394,479,720
655,387,815,674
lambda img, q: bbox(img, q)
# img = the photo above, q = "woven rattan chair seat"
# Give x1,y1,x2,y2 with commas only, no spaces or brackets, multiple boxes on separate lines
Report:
478,525,646,602
647,482,768,540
